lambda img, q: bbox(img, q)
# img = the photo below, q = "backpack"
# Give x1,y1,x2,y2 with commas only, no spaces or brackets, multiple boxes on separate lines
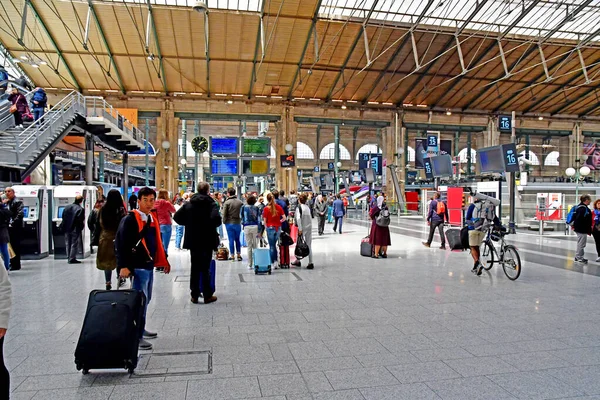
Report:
436,200,446,215
566,205,589,226
471,201,495,229
376,206,391,227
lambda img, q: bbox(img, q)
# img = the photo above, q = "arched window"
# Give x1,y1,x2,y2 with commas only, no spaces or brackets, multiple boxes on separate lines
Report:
356,144,381,160
407,146,415,162
544,151,559,166
319,143,351,160
297,142,315,159
520,150,540,165
458,148,477,164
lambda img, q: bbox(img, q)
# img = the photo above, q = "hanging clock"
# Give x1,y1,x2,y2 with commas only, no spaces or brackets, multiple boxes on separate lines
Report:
191,136,208,153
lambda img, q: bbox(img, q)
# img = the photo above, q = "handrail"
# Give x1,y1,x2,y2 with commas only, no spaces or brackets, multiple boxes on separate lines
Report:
55,150,147,178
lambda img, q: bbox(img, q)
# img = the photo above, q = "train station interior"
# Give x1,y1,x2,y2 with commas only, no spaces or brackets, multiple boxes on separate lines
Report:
1,0,600,398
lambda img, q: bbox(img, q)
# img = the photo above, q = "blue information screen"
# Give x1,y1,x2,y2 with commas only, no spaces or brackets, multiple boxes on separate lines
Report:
358,153,382,175
210,137,239,155
211,158,238,175
423,158,434,179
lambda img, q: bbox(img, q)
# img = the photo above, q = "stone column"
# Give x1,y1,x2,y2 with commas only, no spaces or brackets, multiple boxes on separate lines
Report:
275,106,298,193
155,100,179,194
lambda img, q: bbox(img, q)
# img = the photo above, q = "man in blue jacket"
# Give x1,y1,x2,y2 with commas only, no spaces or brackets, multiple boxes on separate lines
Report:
423,192,449,249
31,87,47,122
332,194,345,234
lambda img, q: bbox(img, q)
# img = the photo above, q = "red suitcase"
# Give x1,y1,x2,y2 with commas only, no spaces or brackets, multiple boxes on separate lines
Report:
279,245,290,269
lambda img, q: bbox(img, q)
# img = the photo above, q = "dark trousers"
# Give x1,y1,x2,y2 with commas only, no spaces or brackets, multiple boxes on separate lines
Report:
333,216,343,233
8,227,21,270
592,230,600,256
65,231,80,262
190,248,214,299
0,336,9,399
317,215,326,234
13,111,23,126
426,220,446,246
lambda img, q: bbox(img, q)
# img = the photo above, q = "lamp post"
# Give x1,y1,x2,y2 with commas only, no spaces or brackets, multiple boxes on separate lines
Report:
180,158,187,191
565,165,591,202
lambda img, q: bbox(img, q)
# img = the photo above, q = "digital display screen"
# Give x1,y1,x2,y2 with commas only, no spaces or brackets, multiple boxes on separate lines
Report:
501,143,520,173
431,155,453,177
57,206,65,219
423,158,434,179
358,153,383,175
210,137,239,155
478,146,505,173
211,158,239,175
499,115,512,131
242,138,270,156
327,162,335,170
242,159,269,175
22,206,29,218
280,154,295,167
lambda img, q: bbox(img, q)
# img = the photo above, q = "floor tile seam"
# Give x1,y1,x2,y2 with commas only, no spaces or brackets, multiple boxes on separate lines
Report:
484,370,586,397
357,383,444,399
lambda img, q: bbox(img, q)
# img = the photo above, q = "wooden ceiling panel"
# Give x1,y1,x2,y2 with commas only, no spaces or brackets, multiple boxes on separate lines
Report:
295,69,326,98
96,4,147,56
31,0,80,53
252,63,296,97
210,60,252,95
265,0,318,18
115,55,158,92
368,28,406,71
261,18,310,64
63,53,110,90
303,20,350,68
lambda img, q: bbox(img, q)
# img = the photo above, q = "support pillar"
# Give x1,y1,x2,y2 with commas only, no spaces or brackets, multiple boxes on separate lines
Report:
275,106,297,193
122,152,129,201
155,102,179,194
334,125,340,194
98,151,105,183
194,120,201,187
85,135,94,185
509,111,516,234
181,119,187,191
145,119,150,186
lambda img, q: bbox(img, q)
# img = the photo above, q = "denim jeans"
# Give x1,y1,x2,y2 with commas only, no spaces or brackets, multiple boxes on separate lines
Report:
0,243,9,270
175,225,184,249
225,223,242,255
32,108,44,122
159,224,172,255
266,227,280,263
333,216,343,233
133,268,153,338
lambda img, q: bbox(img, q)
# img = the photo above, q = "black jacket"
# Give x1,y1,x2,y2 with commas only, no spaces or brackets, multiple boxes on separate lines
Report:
0,204,11,244
7,198,23,229
61,203,84,233
87,209,101,246
173,193,222,251
573,203,592,235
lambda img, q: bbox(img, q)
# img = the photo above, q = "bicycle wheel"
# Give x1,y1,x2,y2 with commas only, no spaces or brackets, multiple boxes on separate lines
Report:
480,240,495,270
502,245,522,280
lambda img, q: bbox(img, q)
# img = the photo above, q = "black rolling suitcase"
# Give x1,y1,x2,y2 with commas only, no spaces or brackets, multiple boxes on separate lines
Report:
74,288,145,374
445,228,463,250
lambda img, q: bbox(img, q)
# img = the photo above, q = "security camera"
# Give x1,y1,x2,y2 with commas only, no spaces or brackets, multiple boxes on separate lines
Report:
192,1,208,13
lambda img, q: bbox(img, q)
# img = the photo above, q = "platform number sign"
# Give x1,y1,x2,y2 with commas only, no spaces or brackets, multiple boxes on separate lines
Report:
499,115,512,131
423,157,434,179
501,143,520,173
427,135,438,147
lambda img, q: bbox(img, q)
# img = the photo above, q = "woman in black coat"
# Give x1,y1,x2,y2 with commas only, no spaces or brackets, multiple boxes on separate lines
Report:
8,88,27,128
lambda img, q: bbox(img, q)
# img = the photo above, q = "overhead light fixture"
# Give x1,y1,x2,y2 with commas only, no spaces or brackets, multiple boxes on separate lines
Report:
215,93,227,96
192,1,208,13
105,89,119,93
149,91,161,94
416,104,428,108
20,55,27,60
538,116,544,120
331,99,343,103
190,92,203,96
341,105,347,110
31,63,39,68
310,98,321,101
347,100,358,103
382,102,393,106
147,53,155,61
256,95,267,98
403,103,414,107
368,101,379,105
446,110,452,116
227,100,233,104
130,90,144,94
232,94,244,97
88,89,101,92
292,97,305,101
271,96,283,99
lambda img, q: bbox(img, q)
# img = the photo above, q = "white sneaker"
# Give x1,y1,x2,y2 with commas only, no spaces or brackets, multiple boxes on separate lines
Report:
596,257,600,262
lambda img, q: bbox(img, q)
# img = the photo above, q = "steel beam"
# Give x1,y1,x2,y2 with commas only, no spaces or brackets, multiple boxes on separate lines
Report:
362,0,435,104
26,0,81,91
461,0,592,110
88,0,125,93
288,0,323,100
203,12,210,97
146,0,168,94
393,0,489,106
432,0,542,108
326,0,381,102
248,0,267,99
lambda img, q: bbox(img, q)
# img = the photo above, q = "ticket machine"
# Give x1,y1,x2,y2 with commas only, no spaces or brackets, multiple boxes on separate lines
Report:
12,185,52,259
52,185,97,260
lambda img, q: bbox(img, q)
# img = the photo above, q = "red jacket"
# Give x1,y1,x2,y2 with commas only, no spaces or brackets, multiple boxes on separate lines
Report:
154,199,176,225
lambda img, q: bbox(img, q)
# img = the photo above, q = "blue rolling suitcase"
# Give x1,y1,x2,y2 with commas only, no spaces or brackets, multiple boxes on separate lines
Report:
253,248,271,275
199,260,216,296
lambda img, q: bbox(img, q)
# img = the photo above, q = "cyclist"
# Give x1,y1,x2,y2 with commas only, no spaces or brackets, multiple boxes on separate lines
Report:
465,194,501,276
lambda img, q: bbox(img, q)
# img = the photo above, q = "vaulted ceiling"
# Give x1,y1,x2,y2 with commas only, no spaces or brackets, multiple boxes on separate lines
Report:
1,0,600,116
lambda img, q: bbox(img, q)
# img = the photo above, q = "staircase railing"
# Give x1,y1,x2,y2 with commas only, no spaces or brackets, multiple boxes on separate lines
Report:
0,82,38,132
1,90,144,170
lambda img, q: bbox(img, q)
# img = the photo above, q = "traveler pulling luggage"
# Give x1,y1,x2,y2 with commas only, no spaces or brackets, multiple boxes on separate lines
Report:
445,227,463,250
74,284,145,374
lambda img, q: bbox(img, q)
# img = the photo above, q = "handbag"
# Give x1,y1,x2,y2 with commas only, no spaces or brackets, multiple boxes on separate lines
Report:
375,206,391,227
280,230,294,246
294,234,310,259
8,243,15,259
9,104,17,114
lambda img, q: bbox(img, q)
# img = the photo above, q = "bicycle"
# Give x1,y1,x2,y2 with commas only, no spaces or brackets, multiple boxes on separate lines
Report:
478,226,522,280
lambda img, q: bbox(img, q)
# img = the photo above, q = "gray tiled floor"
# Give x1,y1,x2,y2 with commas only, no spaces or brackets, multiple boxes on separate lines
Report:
5,220,600,399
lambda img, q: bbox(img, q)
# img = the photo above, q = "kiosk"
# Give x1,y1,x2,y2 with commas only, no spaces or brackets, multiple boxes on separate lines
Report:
52,185,97,260
12,185,52,259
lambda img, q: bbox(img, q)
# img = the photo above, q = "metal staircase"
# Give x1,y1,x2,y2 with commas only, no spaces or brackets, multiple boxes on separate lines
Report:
0,90,144,184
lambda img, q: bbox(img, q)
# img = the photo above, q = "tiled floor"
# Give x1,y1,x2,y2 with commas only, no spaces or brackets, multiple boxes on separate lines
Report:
5,219,600,399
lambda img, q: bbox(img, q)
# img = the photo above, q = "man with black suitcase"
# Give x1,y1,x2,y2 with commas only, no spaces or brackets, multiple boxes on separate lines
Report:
116,187,170,350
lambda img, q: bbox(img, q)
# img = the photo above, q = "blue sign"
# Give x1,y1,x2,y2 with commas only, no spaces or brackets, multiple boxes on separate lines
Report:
499,115,512,131
210,137,239,156
313,166,320,172
211,158,238,175
426,134,439,157
327,162,335,170
501,143,520,172
423,157,434,179
358,153,383,175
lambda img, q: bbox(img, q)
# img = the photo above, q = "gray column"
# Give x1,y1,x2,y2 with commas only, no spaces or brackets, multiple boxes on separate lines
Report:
194,120,200,188
85,135,94,185
98,151,104,183
122,152,129,199
181,119,187,191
